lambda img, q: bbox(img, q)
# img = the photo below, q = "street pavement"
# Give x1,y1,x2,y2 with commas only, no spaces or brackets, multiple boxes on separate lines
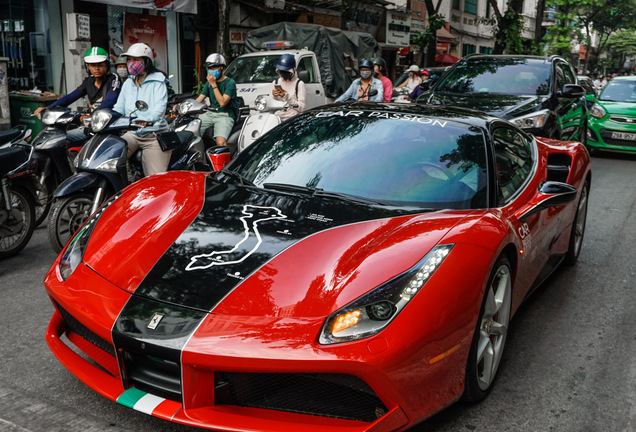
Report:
0,152,634,432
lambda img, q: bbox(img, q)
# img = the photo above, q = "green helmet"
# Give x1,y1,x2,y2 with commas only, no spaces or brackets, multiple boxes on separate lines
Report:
84,47,109,64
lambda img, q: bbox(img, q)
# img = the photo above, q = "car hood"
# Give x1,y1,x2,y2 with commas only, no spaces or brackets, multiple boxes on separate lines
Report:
595,100,636,117
84,172,468,318
427,92,548,119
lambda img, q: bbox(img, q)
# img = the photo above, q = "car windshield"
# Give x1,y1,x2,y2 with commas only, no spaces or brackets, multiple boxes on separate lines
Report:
229,111,489,209
225,55,280,84
599,80,636,103
436,58,551,96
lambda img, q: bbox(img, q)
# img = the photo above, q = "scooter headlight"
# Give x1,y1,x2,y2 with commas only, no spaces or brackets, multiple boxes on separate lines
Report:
91,110,112,133
59,192,121,280
255,95,267,112
40,110,65,126
319,244,454,344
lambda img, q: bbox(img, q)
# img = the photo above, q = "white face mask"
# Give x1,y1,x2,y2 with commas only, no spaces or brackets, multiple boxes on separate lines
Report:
360,70,373,80
116,68,129,79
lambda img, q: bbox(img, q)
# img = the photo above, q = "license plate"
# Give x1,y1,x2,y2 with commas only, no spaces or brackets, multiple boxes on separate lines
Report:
611,131,636,141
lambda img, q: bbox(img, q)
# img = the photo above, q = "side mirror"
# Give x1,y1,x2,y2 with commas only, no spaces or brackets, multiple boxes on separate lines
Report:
298,70,310,83
368,89,378,97
518,181,578,221
558,84,585,99
135,100,149,111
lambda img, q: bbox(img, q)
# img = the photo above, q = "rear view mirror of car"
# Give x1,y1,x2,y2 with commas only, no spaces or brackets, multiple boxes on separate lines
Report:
518,181,578,221
559,84,586,98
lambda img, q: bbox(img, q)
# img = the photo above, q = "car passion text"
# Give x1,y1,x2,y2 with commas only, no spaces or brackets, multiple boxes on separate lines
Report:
314,110,448,127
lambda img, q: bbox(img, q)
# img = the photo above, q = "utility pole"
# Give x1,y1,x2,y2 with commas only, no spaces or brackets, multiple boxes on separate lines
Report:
218,0,230,60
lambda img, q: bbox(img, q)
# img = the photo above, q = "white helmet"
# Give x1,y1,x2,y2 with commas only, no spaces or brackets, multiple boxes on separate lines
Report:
205,53,226,68
123,43,154,61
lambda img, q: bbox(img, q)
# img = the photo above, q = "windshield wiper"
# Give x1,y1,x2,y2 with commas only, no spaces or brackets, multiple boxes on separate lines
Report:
263,183,388,206
219,170,255,187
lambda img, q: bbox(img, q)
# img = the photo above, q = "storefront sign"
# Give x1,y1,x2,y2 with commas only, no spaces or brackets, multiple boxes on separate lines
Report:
386,12,411,47
124,13,167,70
230,28,248,45
67,13,90,41
82,0,197,14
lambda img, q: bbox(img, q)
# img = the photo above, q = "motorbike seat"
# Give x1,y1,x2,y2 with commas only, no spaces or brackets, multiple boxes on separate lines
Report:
0,146,28,176
0,125,26,145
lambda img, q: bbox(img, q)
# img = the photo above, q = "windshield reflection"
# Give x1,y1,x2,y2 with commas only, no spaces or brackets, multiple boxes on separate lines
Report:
230,113,488,209
225,55,280,84
599,80,636,103
436,58,550,96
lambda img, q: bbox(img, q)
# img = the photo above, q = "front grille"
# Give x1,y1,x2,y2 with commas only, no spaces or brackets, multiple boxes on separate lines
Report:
215,372,387,422
609,116,636,124
123,350,182,402
599,129,636,147
56,302,115,356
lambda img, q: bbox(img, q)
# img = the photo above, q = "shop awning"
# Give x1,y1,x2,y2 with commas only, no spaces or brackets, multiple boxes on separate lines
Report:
436,27,456,43
81,0,197,14
435,53,460,65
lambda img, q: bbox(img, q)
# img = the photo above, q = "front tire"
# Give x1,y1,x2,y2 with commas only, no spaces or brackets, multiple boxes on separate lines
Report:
563,179,589,266
48,192,93,253
0,185,35,258
463,255,512,403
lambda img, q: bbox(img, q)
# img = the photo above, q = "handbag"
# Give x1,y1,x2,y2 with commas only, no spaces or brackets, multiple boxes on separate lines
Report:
156,131,181,152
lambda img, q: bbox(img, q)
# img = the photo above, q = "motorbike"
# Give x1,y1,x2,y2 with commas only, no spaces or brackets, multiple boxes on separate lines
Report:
31,107,86,227
171,97,249,170
391,87,411,103
0,141,39,258
47,101,202,252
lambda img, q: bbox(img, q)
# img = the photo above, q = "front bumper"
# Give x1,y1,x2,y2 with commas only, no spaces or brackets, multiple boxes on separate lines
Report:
587,117,636,153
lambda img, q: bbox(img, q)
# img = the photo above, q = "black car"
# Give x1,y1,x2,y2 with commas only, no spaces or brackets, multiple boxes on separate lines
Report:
418,55,587,143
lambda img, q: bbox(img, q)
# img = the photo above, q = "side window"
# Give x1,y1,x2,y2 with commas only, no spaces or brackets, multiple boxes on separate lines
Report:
493,127,533,205
297,57,316,83
561,62,576,85
554,65,565,91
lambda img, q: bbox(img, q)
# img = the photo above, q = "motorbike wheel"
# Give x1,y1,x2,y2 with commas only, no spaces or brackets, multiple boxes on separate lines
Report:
48,193,93,253
0,185,36,259
34,173,55,228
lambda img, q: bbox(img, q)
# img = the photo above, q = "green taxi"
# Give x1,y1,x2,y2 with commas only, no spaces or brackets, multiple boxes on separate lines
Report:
587,76,636,153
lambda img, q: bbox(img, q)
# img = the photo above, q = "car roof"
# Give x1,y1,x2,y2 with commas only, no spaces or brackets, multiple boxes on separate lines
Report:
461,54,565,64
317,102,503,129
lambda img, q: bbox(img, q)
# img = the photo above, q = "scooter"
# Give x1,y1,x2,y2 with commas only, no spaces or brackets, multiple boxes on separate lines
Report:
172,97,249,170
30,107,86,227
0,125,32,150
0,141,39,258
47,101,202,252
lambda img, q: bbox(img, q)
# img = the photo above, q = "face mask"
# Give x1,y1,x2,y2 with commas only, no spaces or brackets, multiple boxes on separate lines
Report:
127,61,145,77
116,68,129,79
280,70,293,81
360,70,372,80
373,69,380,78
408,72,414,77
208,69,221,79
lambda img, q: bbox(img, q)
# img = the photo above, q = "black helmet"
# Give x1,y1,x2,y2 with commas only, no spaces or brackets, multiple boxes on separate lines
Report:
359,58,374,70
372,57,387,74
276,54,296,71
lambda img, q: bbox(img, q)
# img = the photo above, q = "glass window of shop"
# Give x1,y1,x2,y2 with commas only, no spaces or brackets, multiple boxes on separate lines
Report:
1,0,54,91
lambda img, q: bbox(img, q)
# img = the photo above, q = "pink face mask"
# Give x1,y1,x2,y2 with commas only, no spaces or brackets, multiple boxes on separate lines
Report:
127,61,146,77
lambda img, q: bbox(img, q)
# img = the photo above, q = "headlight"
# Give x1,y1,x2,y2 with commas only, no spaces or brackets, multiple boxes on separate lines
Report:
177,101,192,115
91,110,112,133
40,110,65,125
510,109,550,129
58,193,121,280
589,103,606,119
254,95,267,112
319,244,454,344
96,158,119,172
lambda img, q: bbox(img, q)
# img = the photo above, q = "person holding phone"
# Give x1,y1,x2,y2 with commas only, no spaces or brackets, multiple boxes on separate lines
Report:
196,53,237,147
271,54,306,121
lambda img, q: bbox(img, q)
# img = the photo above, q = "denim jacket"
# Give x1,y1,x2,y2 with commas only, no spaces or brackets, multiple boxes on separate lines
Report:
335,77,384,102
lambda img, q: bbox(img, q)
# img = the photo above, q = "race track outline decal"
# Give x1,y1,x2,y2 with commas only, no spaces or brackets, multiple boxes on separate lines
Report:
185,205,287,271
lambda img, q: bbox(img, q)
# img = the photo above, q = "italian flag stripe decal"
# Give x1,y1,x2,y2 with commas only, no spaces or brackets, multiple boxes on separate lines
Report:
116,387,182,419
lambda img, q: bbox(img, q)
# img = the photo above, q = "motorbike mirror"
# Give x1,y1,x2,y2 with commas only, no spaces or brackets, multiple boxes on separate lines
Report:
368,89,378,97
135,100,149,112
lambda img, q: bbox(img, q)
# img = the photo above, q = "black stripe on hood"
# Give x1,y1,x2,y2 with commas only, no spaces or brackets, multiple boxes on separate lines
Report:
133,176,423,312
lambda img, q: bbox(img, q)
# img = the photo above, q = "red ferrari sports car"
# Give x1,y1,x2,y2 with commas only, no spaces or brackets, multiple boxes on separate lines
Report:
44,103,590,431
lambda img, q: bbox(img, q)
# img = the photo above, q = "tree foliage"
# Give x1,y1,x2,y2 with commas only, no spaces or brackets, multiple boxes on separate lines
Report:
479,0,526,54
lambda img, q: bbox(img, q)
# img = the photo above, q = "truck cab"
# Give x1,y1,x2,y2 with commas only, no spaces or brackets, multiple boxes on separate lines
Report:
225,46,332,113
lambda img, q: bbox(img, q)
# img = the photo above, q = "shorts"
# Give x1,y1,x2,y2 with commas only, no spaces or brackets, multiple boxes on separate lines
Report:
200,111,235,140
